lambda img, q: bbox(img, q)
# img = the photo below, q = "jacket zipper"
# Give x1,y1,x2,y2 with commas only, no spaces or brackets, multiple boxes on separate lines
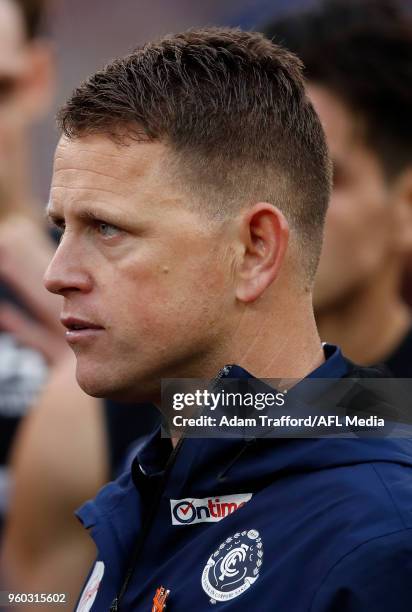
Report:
109,437,184,611
109,365,232,611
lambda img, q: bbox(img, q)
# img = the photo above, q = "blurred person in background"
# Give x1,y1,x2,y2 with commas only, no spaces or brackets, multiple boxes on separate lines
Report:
0,0,58,536
0,0,158,603
264,0,412,376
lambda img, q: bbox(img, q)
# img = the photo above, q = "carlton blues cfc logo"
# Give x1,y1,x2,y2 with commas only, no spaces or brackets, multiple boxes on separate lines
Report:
201,529,264,603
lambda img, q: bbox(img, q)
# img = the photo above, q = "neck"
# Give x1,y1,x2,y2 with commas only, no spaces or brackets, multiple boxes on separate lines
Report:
169,289,323,448
316,260,411,365
223,289,324,381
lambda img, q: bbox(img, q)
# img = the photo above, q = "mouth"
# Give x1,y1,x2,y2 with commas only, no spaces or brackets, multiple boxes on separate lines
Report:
60,316,105,343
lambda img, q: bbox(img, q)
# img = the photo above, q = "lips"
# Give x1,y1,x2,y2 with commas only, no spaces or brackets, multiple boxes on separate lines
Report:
60,316,104,331
60,316,105,344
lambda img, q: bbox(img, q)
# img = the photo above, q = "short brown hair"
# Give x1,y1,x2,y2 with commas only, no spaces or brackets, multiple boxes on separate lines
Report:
58,27,331,279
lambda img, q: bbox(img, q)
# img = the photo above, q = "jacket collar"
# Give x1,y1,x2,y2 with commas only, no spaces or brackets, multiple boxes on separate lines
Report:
136,344,349,477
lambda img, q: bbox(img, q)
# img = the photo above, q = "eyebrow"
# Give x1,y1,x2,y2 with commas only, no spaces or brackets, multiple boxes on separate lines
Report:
45,202,126,227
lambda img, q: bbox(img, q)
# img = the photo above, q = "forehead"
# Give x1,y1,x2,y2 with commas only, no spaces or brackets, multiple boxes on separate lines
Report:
50,135,183,216
0,0,26,75
54,133,168,173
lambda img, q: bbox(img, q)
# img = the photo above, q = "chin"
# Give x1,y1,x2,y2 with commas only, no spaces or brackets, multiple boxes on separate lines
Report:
76,374,111,399
76,378,135,402
75,363,116,398
75,363,159,403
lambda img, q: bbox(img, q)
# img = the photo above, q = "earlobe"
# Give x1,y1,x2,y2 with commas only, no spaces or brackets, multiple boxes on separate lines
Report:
235,203,289,303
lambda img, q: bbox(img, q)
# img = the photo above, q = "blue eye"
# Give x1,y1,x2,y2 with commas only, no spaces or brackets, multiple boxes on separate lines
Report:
97,222,120,237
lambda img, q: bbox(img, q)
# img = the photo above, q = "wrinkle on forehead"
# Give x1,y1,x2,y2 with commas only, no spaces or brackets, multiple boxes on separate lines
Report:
53,135,172,197
52,169,137,199
51,135,186,218
55,135,168,172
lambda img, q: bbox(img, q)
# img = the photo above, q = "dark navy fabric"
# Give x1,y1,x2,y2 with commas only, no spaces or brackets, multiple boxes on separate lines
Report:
385,326,412,378
76,346,412,611
103,401,159,478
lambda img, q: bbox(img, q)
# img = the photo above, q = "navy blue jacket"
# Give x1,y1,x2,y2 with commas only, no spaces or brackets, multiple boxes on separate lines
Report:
76,347,412,611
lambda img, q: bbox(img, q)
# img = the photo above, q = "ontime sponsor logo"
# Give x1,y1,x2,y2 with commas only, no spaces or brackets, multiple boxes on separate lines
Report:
170,493,252,525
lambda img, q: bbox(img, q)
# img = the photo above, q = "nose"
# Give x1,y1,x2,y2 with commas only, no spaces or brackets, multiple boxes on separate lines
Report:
43,238,92,296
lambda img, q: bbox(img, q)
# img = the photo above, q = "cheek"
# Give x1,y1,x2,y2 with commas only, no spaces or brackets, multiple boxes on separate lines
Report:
113,262,172,333
111,249,229,338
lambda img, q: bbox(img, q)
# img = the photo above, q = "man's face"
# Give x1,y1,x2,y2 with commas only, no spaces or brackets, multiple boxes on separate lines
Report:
45,136,235,401
308,84,393,311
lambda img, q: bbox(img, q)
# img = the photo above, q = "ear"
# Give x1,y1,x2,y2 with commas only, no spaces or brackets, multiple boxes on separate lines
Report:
18,40,55,120
235,202,289,303
391,168,412,253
